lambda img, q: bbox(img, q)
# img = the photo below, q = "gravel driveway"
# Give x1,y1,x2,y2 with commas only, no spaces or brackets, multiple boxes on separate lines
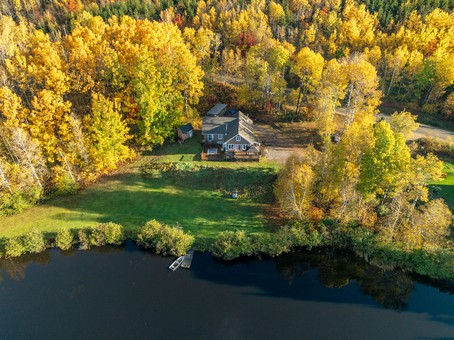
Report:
254,122,314,163
256,115,454,164
377,114,454,142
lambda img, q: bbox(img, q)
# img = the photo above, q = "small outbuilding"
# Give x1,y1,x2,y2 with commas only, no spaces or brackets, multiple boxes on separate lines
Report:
177,123,194,142
206,103,228,117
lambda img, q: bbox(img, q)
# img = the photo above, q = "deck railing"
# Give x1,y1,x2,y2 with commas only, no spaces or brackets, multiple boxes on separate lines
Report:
201,150,260,162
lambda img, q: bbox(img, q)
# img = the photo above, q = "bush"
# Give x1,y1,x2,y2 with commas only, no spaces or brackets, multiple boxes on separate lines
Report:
286,222,309,247
54,174,78,195
305,228,326,249
21,229,47,253
78,229,91,250
96,222,125,245
211,230,252,260
410,248,454,280
250,231,293,257
346,226,376,258
55,228,74,250
87,228,102,247
421,103,439,115
77,223,126,249
0,187,42,217
136,220,193,256
0,193,30,217
414,137,454,160
4,237,25,258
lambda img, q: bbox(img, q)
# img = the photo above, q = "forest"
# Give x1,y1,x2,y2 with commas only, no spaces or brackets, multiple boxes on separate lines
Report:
0,0,453,251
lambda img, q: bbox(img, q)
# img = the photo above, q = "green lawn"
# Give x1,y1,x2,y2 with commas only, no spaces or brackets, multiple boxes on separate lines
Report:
150,134,202,162
0,137,279,241
432,162,454,208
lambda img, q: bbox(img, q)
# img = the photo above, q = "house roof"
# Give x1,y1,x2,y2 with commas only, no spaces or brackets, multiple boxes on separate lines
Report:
202,112,257,144
247,145,260,154
206,103,227,116
178,123,193,134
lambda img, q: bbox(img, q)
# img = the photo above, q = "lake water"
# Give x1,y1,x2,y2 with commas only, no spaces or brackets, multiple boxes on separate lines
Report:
0,242,453,340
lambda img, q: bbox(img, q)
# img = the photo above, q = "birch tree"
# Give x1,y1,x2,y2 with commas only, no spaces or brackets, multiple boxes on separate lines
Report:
274,154,317,220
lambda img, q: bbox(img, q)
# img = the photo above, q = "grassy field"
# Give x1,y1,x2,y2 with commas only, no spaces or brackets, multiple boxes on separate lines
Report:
0,136,280,241
433,162,454,208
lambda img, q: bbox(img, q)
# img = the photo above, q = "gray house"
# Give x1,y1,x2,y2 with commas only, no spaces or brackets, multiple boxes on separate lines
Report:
202,108,260,159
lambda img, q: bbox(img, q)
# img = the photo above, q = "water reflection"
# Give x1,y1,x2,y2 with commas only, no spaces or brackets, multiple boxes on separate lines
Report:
0,251,51,281
0,246,126,283
273,250,415,310
1,244,454,339
0,245,452,312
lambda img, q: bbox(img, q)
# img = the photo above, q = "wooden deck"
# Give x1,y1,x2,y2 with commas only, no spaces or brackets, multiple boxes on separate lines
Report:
201,150,261,162
181,249,195,269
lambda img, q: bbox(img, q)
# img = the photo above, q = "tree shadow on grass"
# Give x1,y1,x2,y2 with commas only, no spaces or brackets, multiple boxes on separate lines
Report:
431,184,454,209
142,132,203,158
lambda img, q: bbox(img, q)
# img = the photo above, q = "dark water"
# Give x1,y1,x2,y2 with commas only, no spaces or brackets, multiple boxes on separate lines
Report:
0,243,453,340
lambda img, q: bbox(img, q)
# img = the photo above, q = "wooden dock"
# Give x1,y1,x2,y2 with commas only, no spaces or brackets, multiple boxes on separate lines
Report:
181,249,194,269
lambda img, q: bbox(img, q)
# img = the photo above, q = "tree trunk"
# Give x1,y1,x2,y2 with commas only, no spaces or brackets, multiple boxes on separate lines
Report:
343,82,354,129
295,86,302,116
58,149,76,183
0,163,12,194
424,86,433,104
14,129,42,189
387,60,398,96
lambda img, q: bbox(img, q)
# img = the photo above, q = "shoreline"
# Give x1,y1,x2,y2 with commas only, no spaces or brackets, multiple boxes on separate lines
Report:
1,223,453,282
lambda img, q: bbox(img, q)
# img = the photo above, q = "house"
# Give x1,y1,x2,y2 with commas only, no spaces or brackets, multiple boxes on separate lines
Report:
177,123,194,141
201,106,260,160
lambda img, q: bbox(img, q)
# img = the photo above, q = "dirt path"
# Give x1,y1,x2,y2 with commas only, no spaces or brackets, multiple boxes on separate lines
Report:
377,114,454,142
256,113,454,164
255,122,318,163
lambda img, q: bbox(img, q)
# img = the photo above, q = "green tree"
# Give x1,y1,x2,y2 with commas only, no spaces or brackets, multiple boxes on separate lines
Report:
83,93,132,173
357,120,411,199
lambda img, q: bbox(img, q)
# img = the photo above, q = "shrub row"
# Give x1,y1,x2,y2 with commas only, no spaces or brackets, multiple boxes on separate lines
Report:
1,219,452,280
0,222,126,258
77,222,125,250
0,220,195,259
211,222,330,260
211,222,454,280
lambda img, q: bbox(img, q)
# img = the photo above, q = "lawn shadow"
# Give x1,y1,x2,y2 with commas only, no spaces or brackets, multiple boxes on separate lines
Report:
431,183,454,209
144,132,203,160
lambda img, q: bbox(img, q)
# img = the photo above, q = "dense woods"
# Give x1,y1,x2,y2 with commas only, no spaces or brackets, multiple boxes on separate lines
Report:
0,0,453,256
275,114,452,250
0,12,204,213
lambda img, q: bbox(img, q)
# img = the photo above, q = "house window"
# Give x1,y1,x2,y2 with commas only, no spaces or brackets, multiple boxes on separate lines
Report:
228,144,234,150
236,135,241,141
208,134,213,141
242,144,247,151
218,134,223,140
